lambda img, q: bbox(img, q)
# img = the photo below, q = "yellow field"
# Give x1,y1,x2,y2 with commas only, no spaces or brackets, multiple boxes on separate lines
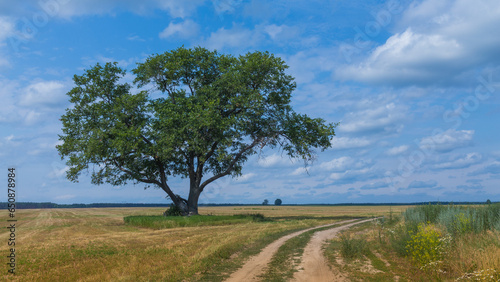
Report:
0,206,405,281
200,205,408,217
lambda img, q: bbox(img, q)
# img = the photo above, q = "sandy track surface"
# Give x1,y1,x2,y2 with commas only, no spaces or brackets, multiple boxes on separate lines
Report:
293,218,375,282
224,219,359,282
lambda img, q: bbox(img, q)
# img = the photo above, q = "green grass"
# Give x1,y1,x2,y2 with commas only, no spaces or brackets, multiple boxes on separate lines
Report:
403,203,500,235
338,231,369,260
124,213,269,229
398,205,500,280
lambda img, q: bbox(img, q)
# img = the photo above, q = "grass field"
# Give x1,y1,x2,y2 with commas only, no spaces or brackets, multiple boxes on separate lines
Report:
325,204,500,281
0,205,399,281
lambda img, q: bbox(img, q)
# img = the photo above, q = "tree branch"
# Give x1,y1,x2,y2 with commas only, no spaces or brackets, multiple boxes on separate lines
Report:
153,158,178,201
195,141,219,183
113,161,161,186
188,151,195,180
140,134,153,146
199,138,261,191
187,82,195,97
165,87,176,104
111,157,179,201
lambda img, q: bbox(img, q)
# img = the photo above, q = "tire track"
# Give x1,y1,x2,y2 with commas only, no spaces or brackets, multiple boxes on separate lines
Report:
224,219,359,282
292,218,375,282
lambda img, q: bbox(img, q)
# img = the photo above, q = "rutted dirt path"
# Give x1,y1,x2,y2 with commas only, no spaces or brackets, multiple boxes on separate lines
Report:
292,218,375,282
225,218,366,282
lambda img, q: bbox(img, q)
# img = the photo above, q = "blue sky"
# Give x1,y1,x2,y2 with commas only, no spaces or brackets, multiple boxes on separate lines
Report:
1,0,499,204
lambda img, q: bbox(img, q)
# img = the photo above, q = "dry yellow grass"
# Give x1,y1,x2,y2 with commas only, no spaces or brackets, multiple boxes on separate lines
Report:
0,206,400,281
447,231,500,279
200,205,409,217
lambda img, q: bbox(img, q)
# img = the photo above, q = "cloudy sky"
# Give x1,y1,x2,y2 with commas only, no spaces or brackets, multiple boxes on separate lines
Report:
1,0,499,204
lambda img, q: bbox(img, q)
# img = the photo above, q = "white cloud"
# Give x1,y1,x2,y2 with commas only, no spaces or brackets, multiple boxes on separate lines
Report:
0,16,15,43
386,145,409,156
0,79,21,123
315,156,380,185
23,110,42,125
0,79,70,126
319,156,372,172
338,102,406,134
0,135,19,153
337,29,465,85
159,19,199,39
0,0,204,21
336,0,500,86
236,173,256,182
291,167,309,176
54,0,203,19
320,156,355,172
263,24,300,43
28,137,63,156
127,35,145,42
202,23,310,52
331,136,372,150
0,17,15,67
419,129,474,153
0,51,8,67
264,24,283,40
213,0,243,15
20,80,68,107
257,154,295,168
156,0,203,18
49,165,69,179
408,180,437,189
285,50,338,84
360,181,388,190
468,162,500,176
329,167,376,183
0,135,22,157
204,26,263,50
433,153,482,170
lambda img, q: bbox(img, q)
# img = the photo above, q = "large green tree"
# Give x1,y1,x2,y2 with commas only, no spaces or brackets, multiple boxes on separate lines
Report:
57,46,336,215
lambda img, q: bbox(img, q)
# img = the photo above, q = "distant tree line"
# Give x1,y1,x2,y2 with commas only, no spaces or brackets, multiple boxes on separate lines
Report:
2,200,496,209
1,202,172,209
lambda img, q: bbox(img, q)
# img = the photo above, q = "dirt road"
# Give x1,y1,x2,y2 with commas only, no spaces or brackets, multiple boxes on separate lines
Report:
292,218,375,282
225,218,373,282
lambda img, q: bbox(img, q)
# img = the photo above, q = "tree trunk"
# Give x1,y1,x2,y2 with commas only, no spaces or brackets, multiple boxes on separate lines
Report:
187,187,201,215
173,197,189,216
168,187,200,216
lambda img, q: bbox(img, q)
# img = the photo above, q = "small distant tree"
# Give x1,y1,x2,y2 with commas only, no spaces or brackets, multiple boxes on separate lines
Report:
486,199,492,205
262,199,269,205
275,198,282,205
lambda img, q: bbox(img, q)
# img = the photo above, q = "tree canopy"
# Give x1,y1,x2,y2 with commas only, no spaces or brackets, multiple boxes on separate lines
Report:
57,46,336,215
